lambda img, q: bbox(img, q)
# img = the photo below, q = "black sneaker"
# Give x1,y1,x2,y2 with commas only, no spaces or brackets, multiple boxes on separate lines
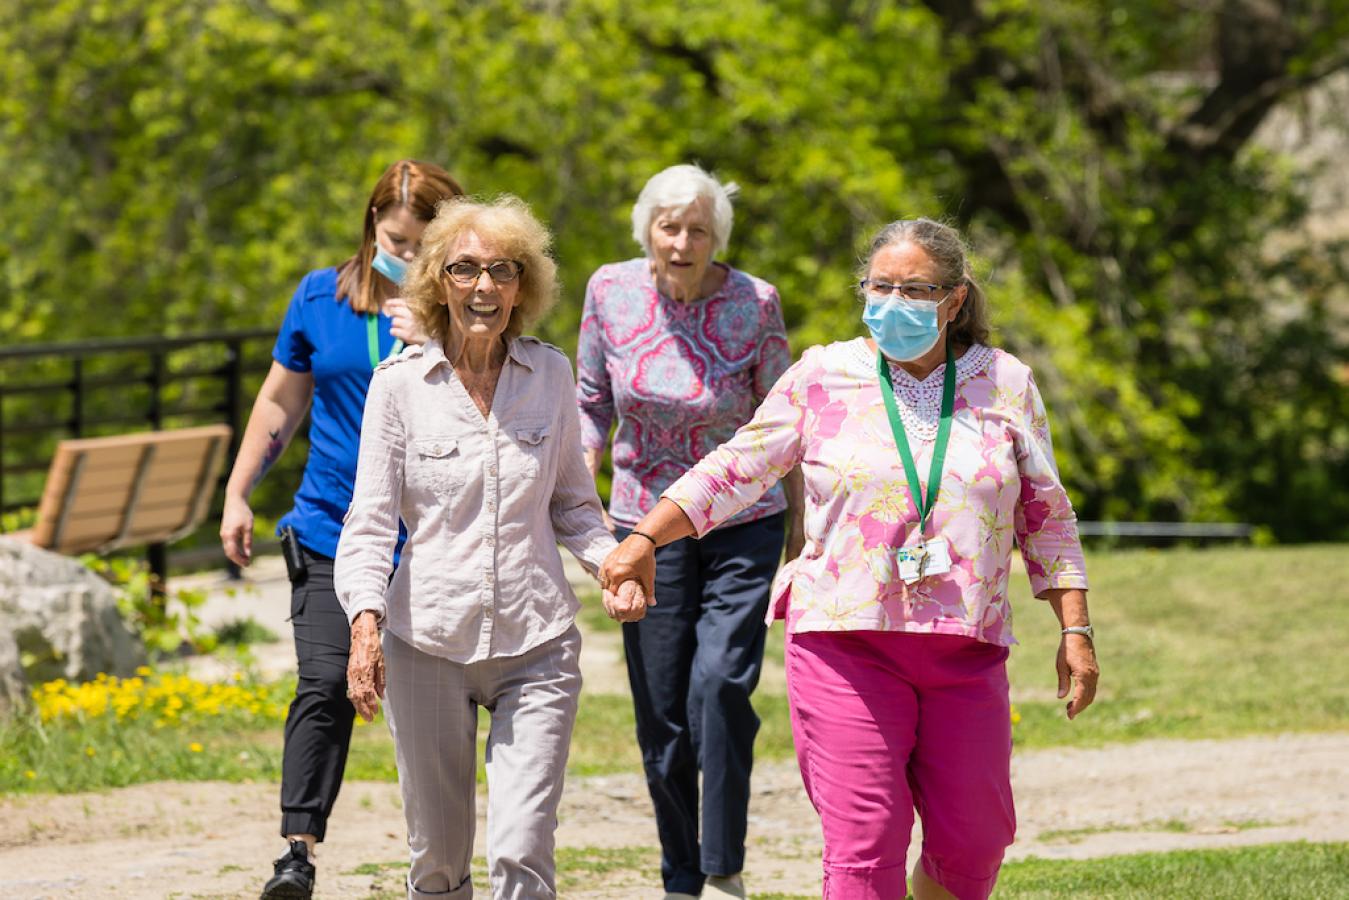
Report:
260,840,315,899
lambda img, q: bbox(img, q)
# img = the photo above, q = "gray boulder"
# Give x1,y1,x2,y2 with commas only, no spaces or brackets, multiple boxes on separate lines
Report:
0,538,147,713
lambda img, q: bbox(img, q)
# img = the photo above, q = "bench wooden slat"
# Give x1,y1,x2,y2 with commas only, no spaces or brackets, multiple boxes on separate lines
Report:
44,443,226,478
49,478,228,513
58,505,204,544
44,456,229,501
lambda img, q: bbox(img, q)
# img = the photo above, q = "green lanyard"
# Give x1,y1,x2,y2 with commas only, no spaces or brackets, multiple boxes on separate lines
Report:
877,343,956,537
366,314,404,370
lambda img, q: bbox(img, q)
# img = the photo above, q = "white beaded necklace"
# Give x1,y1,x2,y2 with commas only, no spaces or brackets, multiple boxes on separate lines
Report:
851,340,995,442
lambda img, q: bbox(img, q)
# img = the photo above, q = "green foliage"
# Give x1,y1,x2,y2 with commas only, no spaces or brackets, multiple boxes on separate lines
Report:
1,0,1346,539
212,616,280,646
82,555,217,656
0,507,36,533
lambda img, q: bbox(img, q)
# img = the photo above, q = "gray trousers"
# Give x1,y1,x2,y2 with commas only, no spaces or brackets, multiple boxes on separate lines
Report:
382,626,581,899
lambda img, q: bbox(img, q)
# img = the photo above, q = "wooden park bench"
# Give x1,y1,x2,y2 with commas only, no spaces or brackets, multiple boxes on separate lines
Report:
13,424,232,556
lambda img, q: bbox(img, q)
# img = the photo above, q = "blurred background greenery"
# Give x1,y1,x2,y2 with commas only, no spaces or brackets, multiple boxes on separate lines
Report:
1,0,1346,541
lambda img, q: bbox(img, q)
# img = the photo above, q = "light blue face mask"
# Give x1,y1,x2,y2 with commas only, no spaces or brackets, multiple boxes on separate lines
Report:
371,245,409,284
862,292,946,362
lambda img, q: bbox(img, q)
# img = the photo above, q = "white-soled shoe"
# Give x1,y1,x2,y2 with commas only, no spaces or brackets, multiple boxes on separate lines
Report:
703,873,746,899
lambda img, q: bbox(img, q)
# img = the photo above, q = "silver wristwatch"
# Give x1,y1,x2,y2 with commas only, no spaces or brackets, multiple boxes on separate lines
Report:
1061,625,1094,640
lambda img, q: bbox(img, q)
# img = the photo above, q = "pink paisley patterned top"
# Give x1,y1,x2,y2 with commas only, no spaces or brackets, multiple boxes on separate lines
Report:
576,258,792,528
663,338,1088,646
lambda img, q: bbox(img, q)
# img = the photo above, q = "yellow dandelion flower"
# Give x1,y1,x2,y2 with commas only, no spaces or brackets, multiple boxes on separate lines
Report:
25,770,36,780
188,742,204,753
84,746,96,757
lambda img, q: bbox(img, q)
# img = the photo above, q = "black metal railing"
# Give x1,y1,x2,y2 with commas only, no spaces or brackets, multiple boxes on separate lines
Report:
0,330,278,575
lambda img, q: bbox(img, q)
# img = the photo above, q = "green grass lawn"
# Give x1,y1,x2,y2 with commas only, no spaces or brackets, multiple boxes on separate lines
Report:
992,841,1349,899
1002,544,1349,748
3,544,1347,794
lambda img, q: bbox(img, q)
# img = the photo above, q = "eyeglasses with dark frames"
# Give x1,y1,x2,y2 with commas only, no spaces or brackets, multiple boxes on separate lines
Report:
445,259,525,285
858,279,955,302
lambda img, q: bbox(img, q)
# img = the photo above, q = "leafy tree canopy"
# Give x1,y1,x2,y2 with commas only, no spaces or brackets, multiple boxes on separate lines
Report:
2,0,1346,539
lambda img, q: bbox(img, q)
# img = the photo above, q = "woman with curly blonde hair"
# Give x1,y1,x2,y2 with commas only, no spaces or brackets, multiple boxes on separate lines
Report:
335,196,643,900
219,158,462,900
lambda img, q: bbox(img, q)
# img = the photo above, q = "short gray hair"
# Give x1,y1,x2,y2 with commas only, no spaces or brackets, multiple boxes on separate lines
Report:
631,164,738,257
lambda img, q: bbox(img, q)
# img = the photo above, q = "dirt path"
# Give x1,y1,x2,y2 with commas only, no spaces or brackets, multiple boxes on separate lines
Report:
3,559,1347,897
2,732,1347,898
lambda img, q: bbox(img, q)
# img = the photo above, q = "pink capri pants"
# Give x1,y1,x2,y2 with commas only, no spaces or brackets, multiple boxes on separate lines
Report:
785,629,1016,900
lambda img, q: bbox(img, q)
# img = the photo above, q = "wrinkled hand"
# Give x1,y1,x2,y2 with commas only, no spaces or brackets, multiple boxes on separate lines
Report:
1057,635,1099,720
599,534,658,600
347,612,385,722
219,495,254,567
385,297,427,346
602,579,650,623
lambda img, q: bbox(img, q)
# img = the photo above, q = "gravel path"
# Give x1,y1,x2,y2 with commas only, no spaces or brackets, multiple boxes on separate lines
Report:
2,732,1346,898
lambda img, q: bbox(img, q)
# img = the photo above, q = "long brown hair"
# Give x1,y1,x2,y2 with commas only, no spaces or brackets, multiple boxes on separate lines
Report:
336,159,464,314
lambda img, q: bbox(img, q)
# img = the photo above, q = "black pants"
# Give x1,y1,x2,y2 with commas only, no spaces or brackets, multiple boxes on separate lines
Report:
619,512,785,895
279,545,354,842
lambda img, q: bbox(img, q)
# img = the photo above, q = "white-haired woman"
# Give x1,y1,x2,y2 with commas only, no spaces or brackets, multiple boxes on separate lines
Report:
576,164,803,900
335,197,638,899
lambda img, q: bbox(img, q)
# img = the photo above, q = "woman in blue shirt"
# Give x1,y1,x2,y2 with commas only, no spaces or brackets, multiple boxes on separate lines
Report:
220,159,462,900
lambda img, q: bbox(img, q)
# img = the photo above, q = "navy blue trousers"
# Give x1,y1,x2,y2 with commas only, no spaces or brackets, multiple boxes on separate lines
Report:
619,512,785,895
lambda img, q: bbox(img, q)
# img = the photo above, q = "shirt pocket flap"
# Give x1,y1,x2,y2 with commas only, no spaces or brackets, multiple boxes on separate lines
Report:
514,424,551,446
414,438,460,459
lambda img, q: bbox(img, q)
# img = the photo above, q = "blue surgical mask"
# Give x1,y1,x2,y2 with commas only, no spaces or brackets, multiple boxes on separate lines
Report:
862,292,945,362
371,245,409,284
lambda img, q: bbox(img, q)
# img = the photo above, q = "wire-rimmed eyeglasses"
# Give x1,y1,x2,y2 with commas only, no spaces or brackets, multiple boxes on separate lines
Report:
444,259,525,285
859,279,956,302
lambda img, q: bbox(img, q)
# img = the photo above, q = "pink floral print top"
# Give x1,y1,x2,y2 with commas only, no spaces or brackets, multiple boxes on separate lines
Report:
576,258,792,528
663,338,1088,646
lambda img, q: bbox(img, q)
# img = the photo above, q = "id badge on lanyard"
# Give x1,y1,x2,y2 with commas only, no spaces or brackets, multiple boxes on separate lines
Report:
877,344,956,586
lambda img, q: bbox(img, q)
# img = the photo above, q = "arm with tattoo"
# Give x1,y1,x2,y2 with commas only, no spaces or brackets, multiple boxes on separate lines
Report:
220,362,314,566
249,428,287,493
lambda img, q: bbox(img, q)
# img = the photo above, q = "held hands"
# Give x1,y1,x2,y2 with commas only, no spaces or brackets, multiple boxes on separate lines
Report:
602,579,650,623
219,495,254,567
385,297,427,346
347,612,385,723
1057,635,1099,720
597,534,659,623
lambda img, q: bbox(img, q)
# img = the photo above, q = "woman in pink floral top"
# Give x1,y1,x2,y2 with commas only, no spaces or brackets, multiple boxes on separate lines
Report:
600,218,1100,900
577,165,803,900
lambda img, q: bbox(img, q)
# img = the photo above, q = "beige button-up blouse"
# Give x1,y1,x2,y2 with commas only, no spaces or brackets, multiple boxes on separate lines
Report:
334,336,616,663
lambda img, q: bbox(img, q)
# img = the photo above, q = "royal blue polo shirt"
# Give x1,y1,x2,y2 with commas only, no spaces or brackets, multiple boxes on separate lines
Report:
273,267,406,559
